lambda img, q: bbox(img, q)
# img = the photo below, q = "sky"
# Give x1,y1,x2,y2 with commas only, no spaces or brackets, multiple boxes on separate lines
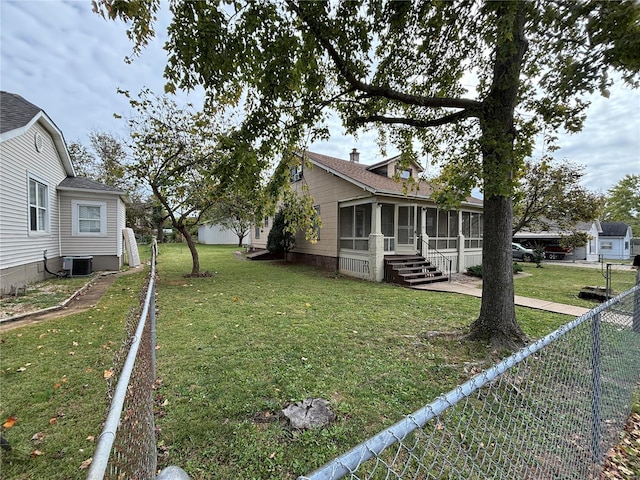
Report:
1,0,639,195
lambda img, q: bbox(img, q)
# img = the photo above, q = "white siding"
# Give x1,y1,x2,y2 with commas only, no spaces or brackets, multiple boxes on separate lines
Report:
0,123,65,276
199,223,243,245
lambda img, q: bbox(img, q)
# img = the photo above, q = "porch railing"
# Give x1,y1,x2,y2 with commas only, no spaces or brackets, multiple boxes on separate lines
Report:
418,235,453,282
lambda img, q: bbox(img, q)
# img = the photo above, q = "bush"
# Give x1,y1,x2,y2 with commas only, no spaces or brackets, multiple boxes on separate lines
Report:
267,209,295,257
466,265,483,277
466,263,523,278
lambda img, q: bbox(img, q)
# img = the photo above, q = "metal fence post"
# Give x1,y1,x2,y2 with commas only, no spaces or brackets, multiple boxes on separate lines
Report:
590,311,602,464
634,262,640,333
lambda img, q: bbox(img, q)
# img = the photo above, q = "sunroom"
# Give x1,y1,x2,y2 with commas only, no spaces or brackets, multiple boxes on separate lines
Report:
338,199,483,282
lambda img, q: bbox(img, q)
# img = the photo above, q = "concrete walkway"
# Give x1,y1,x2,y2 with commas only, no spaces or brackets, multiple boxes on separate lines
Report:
414,279,591,317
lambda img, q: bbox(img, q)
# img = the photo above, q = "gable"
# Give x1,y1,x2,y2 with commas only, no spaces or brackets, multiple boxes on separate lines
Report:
0,91,75,177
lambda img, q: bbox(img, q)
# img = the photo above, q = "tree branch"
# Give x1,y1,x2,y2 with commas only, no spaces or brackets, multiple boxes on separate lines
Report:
287,1,482,112
353,108,479,128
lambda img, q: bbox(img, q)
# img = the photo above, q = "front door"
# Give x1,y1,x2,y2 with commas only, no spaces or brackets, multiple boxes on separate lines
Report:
397,205,417,254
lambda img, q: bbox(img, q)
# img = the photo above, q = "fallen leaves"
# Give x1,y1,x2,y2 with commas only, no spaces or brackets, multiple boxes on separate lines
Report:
2,415,17,429
103,368,114,380
79,457,92,469
601,412,640,479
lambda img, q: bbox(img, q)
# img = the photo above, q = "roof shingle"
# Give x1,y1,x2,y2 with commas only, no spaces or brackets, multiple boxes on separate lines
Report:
304,150,483,206
1,91,42,134
600,221,630,237
58,176,124,194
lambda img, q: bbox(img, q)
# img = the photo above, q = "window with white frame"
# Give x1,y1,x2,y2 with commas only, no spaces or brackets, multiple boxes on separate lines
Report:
29,177,48,232
601,241,613,250
72,200,107,236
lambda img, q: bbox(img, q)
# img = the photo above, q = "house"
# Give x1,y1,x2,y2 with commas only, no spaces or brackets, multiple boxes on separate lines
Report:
198,223,245,246
513,220,603,261
0,91,127,290
250,149,484,285
599,221,633,260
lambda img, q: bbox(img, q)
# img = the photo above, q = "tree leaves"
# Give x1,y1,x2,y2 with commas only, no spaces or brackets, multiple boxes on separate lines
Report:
513,158,603,235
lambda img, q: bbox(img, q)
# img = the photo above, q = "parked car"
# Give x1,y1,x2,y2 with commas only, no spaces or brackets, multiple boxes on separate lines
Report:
544,244,572,260
512,242,534,262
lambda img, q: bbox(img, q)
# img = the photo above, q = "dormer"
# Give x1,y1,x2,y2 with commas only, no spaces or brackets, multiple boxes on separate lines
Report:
366,155,423,180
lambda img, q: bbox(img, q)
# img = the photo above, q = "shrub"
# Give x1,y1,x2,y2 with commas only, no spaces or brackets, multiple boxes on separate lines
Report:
267,209,295,257
466,263,523,278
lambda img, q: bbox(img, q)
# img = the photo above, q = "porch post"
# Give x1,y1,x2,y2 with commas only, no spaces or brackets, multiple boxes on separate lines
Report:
369,202,384,282
457,211,464,273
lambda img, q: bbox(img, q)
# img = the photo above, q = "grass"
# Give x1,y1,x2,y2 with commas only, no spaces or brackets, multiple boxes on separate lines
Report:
0,269,149,479
513,262,636,308
0,244,637,479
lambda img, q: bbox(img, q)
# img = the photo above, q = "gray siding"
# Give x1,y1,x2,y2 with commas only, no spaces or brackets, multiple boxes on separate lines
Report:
59,192,122,257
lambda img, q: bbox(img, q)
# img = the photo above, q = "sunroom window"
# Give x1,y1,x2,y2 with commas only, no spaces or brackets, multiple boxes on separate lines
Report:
339,204,371,250
462,212,484,248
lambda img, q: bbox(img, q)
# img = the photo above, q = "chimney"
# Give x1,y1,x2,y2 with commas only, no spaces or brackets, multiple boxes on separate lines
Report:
349,148,360,163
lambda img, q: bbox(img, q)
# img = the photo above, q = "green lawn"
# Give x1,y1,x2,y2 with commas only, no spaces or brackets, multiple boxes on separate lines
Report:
513,261,637,308
0,244,637,479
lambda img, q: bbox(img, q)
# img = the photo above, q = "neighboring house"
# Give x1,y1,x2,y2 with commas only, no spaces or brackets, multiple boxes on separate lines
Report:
198,223,245,245
250,149,484,283
0,91,127,290
249,215,272,251
599,221,633,260
513,220,603,261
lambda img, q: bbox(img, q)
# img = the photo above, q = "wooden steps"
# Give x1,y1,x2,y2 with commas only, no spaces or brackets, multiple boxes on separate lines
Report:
384,255,448,288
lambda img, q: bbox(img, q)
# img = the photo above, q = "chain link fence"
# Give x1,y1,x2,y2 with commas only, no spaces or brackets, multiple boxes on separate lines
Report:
300,284,640,480
85,242,638,480
86,242,162,480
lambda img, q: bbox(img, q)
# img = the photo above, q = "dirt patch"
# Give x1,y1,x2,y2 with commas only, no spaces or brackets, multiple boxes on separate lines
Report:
0,267,143,332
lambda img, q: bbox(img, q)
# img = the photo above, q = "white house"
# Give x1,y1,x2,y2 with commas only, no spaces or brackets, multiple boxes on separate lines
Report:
0,91,127,290
599,221,633,260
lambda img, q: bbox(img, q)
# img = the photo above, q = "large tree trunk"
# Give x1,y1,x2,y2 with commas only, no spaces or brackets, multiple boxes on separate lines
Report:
467,1,529,350
468,195,527,348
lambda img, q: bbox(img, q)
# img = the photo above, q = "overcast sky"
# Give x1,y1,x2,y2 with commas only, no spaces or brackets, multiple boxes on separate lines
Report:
1,0,638,194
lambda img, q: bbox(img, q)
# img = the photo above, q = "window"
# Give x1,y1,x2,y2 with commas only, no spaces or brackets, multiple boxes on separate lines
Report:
264,217,269,228
255,226,260,239
339,203,372,250
290,163,303,182
425,208,459,249
29,177,48,232
394,165,412,179
462,212,484,248
72,200,106,236
601,241,613,250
